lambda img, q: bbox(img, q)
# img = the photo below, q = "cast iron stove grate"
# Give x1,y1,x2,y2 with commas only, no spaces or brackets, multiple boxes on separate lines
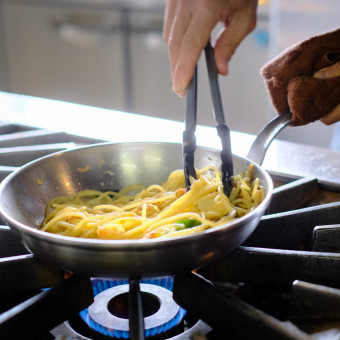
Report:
1,122,340,339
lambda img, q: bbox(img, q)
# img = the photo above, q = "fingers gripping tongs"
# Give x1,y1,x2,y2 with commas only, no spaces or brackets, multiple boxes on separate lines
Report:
183,41,233,195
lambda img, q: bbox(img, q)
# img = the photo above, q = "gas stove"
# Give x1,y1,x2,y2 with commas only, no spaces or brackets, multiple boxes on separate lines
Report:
1,121,340,340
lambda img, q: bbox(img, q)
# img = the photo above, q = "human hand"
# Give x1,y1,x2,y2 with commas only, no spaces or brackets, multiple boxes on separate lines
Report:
314,61,340,125
163,0,258,97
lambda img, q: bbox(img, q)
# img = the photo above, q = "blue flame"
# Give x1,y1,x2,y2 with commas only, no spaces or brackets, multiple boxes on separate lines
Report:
79,276,186,338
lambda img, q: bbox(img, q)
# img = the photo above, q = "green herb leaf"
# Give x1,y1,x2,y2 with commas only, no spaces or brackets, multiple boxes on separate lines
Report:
175,218,202,229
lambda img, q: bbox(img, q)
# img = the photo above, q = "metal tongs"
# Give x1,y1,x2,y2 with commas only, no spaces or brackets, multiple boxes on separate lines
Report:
183,41,233,195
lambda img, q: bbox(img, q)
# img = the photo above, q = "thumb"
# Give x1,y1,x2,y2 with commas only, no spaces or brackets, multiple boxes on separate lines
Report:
314,61,340,79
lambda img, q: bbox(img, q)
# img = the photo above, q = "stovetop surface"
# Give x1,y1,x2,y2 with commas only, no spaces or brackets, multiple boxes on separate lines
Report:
1,90,340,188
1,119,340,340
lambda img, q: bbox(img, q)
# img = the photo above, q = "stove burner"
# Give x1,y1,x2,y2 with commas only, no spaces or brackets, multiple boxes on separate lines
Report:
89,283,182,336
79,278,186,338
53,312,211,340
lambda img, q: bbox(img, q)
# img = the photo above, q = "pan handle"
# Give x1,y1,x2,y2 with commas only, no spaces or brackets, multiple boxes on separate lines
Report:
246,112,292,165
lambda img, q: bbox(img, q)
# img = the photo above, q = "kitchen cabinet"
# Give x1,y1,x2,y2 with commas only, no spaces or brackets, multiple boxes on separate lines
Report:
0,4,10,92
2,3,126,111
0,1,272,134
1,2,188,124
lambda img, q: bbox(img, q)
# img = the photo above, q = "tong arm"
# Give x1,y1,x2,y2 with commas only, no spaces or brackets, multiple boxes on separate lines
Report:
183,67,198,189
205,41,233,195
183,41,234,195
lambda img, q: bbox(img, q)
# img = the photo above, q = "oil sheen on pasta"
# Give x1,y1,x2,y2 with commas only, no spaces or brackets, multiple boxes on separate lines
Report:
41,165,265,239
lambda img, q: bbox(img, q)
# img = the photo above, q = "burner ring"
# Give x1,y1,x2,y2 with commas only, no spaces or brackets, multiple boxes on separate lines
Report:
88,283,180,331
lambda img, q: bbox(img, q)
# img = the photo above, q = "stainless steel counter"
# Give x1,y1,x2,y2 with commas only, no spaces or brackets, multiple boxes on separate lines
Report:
1,91,340,188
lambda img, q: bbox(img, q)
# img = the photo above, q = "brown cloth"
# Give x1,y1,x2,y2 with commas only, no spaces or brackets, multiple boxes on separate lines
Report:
261,27,340,126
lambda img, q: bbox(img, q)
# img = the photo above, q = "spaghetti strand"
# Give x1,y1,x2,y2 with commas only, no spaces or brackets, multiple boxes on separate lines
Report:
41,165,265,239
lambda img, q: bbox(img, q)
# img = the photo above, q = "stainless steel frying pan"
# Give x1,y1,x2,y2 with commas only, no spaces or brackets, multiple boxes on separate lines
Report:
0,114,291,278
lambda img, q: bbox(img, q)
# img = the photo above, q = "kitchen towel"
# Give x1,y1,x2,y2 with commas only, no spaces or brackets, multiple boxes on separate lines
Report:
261,27,340,126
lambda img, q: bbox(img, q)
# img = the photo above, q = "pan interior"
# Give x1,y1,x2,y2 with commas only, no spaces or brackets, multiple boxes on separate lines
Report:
0,142,271,235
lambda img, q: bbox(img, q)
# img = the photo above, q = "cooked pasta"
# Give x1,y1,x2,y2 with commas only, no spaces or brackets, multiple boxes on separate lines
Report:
41,164,265,240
